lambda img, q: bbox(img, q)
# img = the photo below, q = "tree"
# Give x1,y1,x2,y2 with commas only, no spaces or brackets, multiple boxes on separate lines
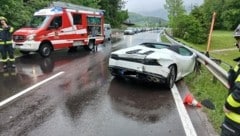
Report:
175,15,207,44
200,0,224,30
221,0,240,30
164,0,186,28
99,0,128,27
0,0,128,29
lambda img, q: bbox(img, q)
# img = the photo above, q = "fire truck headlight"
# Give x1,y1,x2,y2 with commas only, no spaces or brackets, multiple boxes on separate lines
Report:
27,34,36,41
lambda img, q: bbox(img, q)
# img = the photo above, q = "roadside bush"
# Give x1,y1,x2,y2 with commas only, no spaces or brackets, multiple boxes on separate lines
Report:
172,15,207,44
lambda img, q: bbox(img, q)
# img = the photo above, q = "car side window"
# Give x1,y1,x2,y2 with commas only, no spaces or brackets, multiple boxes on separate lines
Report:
73,13,82,25
49,16,62,28
179,47,193,56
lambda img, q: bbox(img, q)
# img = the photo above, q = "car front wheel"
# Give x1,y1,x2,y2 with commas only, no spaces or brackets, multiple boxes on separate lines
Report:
166,65,176,89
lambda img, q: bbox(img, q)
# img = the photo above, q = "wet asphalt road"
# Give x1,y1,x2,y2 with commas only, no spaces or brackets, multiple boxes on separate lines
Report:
0,31,217,136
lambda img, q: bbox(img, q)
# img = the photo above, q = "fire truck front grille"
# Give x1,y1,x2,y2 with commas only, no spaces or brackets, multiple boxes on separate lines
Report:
13,35,26,42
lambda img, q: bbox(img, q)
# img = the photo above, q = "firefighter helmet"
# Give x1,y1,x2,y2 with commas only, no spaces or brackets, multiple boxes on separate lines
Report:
0,16,7,22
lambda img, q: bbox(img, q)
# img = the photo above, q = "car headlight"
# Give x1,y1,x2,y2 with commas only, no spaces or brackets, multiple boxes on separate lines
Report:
26,34,36,41
143,59,161,66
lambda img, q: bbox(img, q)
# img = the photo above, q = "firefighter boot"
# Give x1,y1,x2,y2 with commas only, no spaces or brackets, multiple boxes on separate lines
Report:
3,62,7,69
10,62,16,68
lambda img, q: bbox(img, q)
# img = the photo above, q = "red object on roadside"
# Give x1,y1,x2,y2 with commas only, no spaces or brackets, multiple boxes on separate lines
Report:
183,93,202,108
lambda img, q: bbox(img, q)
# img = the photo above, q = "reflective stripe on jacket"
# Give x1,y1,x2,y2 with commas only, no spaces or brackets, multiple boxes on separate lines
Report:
225,74,240,124
0,26,14,45
0,41,12,45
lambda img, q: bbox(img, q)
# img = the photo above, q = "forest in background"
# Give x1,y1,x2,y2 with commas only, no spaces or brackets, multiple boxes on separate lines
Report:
165,0,240,44
0,0,128,29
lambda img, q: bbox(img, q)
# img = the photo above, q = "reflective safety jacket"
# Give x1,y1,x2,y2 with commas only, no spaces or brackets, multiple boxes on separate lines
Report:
225,64,240,127
0,26,14,45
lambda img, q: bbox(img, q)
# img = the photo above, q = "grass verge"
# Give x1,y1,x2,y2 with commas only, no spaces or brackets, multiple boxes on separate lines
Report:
162,30,237,134
185,67,227,133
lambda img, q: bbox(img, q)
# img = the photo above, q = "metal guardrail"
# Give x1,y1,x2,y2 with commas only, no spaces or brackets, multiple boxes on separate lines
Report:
164,32,230,89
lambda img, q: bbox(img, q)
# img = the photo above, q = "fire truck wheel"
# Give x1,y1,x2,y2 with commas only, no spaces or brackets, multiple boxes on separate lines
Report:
84,40,95,51
39,43,52,57
68,47,77,52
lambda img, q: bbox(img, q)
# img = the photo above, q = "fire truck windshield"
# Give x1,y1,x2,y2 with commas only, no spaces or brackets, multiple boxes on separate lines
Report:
27,15,50,28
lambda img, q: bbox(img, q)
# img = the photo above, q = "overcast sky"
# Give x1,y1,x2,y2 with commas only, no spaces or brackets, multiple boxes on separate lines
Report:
124,0,204,19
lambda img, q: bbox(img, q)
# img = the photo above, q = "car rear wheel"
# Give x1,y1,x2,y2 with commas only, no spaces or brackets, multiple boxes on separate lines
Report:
166,65,176,89
110,68,124,80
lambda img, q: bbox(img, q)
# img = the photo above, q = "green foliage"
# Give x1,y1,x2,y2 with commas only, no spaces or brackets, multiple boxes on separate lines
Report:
164,0,185,28
220,0,240,30
165,0,240,44
172,15,207,44
0,0,127,29
180,30,237,134
164,0,208,44
99,0,128,27
185,68,227,133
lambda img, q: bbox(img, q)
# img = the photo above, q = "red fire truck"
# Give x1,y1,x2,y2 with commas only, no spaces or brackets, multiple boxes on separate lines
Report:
13,2,105,57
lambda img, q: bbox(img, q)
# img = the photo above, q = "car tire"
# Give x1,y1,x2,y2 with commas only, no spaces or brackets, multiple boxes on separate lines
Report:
39,43,52,58
166,65,176,89
68,47,77,52
110,68,124,80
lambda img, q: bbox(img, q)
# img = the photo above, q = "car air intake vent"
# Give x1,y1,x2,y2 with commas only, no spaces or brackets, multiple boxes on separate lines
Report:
126,49,141,54
141,50,154,55
111,54,119,60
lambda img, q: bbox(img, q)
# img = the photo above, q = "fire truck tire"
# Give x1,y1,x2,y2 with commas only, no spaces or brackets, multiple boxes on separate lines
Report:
68,47,77,52
84,40,95,51
39,43,52,57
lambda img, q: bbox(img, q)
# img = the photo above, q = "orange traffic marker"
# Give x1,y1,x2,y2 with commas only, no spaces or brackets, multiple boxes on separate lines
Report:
183,93,202,108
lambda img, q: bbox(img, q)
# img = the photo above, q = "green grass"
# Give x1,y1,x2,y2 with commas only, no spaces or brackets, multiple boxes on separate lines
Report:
185,68,227,133
161,35,171,43
176,31,238,68
161,30,237,134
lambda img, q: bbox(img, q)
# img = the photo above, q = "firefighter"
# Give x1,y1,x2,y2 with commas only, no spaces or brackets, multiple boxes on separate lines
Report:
220,24,240,136
0,16,15,69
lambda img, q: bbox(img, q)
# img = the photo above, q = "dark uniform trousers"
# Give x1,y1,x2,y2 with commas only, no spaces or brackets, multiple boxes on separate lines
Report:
1,43,15,64
0,26,15,66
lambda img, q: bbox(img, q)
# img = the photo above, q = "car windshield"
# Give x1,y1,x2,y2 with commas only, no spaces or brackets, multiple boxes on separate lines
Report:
26,15,50,28
140,42,170,49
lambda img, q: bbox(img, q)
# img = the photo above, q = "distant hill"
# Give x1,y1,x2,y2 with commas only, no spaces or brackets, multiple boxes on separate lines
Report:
126,12,168,27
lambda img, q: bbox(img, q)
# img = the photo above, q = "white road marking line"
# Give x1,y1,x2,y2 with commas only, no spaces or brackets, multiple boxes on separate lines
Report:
171,84,197,136
0,71,65,108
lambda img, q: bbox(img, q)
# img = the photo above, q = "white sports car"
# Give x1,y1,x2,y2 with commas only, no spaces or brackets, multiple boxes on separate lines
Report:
108,42,197,88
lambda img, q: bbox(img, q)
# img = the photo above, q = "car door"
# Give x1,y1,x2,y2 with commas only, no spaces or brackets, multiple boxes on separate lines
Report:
175,46,196,76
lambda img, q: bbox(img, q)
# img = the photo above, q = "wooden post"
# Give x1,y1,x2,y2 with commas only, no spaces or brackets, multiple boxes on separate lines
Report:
206,12,216,57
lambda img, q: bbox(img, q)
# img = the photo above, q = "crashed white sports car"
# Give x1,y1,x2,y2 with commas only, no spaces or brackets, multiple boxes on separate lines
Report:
108,42,197,88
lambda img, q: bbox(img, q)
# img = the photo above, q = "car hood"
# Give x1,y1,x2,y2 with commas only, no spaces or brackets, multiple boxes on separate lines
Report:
111,45,174,60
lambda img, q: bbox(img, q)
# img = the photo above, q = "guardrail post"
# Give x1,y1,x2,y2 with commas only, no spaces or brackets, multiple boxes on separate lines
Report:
211,58,222,83
194,61,201,74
